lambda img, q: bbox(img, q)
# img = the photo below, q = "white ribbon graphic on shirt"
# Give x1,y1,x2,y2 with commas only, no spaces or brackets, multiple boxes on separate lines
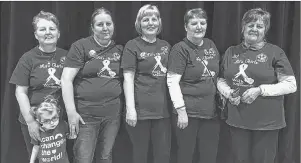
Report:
45,68,61,85
201,60,215,77
97,60,116,78
234,64,254,84
152,56,167,74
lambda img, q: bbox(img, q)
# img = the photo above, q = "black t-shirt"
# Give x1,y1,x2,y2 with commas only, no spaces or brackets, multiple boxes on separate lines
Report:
121,37,171,119
220,43,295,130
64,36,123,117
168,38,220,118
9,47,67,124
31,121,69,163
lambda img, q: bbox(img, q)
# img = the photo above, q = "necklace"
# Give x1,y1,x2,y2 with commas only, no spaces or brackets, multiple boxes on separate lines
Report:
93,36,111,47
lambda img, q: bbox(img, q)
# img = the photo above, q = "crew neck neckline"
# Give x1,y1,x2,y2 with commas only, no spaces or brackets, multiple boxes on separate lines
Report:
139,36,158,45
36,46,56,56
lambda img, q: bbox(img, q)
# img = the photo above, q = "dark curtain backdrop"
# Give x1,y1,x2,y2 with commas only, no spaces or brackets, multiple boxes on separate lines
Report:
1,1,300,163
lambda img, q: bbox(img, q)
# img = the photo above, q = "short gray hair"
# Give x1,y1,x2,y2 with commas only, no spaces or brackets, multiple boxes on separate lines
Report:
32,11,59,31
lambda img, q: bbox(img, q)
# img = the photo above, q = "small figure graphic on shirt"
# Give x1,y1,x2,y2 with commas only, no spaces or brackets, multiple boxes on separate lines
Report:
201,60,216,77
97,60,116,78
152,55,167,76
44,67,61,86
234,63,254,84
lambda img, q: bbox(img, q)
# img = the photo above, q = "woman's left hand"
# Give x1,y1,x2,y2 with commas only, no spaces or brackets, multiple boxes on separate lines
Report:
241,87,261,104
67,111,85,139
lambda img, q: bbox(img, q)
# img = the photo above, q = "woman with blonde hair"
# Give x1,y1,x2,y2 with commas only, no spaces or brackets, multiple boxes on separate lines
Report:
121,4,171,163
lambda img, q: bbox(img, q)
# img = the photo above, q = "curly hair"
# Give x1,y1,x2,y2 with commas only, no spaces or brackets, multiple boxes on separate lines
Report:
30,95,60,122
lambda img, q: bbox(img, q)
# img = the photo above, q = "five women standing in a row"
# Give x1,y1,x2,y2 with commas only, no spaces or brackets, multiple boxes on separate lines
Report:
10,3,297,163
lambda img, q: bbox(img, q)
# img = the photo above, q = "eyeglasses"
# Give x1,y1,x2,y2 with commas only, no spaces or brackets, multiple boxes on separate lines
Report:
40,116,59,125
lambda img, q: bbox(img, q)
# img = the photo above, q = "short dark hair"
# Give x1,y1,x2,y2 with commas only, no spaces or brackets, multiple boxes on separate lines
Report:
184,8,207,26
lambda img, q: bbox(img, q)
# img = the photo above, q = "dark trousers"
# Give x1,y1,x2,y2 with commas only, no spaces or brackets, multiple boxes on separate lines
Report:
229,126,279,163
125,118,171,163
73,115,120,163
172,114,220,163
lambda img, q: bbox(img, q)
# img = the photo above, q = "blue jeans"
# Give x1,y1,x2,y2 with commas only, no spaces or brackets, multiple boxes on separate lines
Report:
73,115,120,163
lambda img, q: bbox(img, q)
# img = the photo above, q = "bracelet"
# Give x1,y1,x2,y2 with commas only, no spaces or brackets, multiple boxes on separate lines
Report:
175,105,185,110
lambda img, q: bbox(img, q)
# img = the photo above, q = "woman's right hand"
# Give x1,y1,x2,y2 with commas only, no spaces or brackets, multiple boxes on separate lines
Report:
126,109,137,127
228,88,241,106
27,120,42,141
229,96,241,106
177,109,188,129
67,111,85,139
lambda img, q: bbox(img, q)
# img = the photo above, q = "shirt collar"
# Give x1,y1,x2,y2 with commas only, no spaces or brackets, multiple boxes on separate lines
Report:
183,37,201,50
242,40,266,51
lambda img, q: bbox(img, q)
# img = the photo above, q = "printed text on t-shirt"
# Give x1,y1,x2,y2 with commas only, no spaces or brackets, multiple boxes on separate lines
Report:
139,46,169,77
40,133,66,162
39,61,63,88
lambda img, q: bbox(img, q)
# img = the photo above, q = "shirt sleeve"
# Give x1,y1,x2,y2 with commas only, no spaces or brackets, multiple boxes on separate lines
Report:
167,72,185,108
167,44,187,75
9,53,32,86
273,47,295,76
64,41,85,68
217,77,233,98
120,40,137,72
31,138,39,145
259,74,297,96
165,41,172,52
259,47,296,96
210,40,220,62
115,45,124,79
219,47,232,78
